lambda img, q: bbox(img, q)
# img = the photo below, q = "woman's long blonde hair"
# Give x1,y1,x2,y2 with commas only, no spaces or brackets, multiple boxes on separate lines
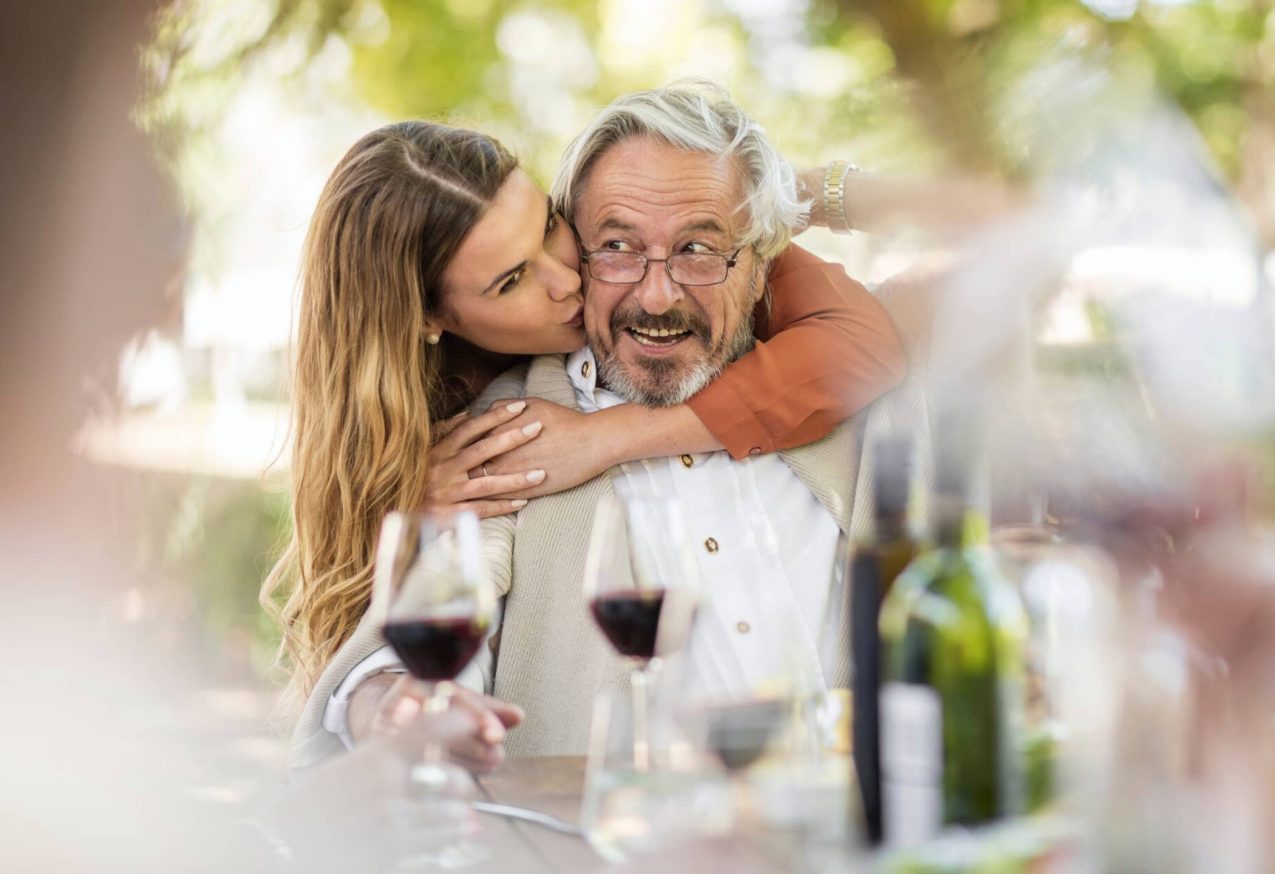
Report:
262,121,518,707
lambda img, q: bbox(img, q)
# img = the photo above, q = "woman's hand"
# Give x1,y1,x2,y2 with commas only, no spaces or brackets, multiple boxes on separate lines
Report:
371,675,524,774
475,398,634,499
428,400,548,518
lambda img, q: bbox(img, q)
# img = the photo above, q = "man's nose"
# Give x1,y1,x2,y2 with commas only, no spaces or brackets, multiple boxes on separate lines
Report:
634,261,682,315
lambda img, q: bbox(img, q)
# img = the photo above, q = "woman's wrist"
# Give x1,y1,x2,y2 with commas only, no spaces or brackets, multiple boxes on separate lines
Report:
797,163,861,234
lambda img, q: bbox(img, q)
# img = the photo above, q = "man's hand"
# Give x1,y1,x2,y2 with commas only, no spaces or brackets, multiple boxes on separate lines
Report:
352,674,524,774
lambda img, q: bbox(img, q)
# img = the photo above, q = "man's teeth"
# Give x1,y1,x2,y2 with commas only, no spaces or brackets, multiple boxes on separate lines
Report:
630,326,688,338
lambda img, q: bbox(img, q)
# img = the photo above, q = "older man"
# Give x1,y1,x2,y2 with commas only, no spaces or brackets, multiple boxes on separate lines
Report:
290,83,919,766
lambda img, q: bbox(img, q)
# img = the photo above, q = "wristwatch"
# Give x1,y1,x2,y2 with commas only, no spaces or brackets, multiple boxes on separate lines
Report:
822,160,860,235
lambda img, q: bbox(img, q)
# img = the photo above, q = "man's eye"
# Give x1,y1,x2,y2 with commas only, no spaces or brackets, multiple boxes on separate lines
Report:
603,240,633,252
681,241,713,254
499,269,525,295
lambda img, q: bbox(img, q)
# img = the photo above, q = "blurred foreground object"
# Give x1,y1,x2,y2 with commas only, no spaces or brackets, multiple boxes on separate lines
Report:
0,1,258,870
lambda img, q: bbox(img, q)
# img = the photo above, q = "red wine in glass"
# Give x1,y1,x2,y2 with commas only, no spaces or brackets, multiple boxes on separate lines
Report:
589,589,666,661
383,616,490,681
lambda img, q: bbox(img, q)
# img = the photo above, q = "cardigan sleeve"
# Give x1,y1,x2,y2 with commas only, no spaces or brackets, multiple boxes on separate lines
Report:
685,243,907,460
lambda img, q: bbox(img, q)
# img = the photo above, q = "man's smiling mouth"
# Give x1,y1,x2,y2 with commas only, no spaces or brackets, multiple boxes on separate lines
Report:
627,325,692,347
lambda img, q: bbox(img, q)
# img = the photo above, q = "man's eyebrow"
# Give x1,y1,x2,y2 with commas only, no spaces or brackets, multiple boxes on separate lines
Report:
596,216,638,233
679,218,728,236
481,261,526,294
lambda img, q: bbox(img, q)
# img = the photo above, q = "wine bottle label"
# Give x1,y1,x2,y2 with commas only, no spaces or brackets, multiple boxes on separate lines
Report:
880,682,942,848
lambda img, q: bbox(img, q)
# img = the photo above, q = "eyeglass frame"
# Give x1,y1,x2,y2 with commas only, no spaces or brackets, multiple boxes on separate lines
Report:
569,220,745,288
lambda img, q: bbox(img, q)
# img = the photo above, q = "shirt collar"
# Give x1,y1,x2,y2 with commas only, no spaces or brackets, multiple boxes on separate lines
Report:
566,347,628,412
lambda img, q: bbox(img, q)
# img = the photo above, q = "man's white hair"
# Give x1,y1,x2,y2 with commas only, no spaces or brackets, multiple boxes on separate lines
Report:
550,80,809,260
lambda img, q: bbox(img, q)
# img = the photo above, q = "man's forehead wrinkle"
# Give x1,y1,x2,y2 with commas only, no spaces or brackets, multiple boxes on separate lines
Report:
587,185,738,235
577,138,748,244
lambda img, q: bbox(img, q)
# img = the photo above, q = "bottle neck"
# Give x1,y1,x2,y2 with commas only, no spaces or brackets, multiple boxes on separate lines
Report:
876,509,910,543
933,493,989,550
872,435,913,545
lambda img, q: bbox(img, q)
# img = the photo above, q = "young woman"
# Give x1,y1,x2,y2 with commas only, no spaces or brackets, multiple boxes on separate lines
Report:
263,120,906,707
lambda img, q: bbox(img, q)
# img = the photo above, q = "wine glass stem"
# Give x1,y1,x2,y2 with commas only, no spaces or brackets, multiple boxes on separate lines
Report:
417,680,455,777
631,666,651,773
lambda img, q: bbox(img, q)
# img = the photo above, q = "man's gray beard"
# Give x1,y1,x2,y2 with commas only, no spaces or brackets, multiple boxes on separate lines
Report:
596,309,757,407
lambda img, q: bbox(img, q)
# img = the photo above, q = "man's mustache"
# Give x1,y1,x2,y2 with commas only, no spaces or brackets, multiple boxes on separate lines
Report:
608,305,710,341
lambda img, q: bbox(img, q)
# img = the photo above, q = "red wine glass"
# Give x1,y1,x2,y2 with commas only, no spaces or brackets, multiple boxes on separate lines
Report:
373,508,495,793
583,492,699,771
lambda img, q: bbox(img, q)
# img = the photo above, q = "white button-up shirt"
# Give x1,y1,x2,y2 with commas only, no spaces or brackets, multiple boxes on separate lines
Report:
323,348,841,746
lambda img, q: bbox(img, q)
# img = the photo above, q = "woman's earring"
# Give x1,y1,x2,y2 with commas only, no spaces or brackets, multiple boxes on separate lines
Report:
426,332,441,345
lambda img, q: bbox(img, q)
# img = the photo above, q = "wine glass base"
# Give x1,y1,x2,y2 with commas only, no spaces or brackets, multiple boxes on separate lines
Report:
409,761,476,795
386,781,487,870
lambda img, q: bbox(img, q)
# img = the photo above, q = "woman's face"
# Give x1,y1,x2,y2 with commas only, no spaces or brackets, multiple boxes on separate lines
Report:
435,169,585,356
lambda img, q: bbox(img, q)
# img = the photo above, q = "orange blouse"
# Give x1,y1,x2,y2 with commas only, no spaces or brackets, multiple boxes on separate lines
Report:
686,243,906,460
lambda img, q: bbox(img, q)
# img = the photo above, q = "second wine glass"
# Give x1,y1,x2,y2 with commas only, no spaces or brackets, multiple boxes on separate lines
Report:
583,492,699,771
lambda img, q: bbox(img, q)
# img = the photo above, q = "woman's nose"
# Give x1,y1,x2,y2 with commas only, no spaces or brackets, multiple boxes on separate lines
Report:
540,251,581,302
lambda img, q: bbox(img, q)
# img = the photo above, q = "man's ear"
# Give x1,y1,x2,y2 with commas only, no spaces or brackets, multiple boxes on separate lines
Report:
751,256,771,306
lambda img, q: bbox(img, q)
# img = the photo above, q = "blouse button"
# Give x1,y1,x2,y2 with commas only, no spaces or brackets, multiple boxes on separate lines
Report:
581,361,591,378
679,454,694,468
736,621,751,634
704,537,719,554
748,447,762,456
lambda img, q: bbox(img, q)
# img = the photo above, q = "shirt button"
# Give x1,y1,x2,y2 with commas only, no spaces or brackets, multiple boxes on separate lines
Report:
581,361,591,378
748,447,762,456
736,621,751,634
679,454,694,468
704,537,719,554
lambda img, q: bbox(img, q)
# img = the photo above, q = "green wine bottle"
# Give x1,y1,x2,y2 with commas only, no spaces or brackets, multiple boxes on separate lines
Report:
878,418,1029,848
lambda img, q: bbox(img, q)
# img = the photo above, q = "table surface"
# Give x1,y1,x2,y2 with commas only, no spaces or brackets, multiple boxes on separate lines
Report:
471,756,856,873
473,756,602,872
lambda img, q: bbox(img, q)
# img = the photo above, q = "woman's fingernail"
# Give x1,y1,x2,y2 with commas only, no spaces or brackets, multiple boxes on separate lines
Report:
526,469,546,484
506,401,527,414
522,421,542,436
511,499,528,509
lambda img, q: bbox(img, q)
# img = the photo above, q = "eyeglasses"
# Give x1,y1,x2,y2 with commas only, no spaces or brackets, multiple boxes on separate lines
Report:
578,244,745,287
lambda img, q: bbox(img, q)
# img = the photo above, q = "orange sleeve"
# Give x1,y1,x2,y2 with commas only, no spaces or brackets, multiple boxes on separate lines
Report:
685,243,907,460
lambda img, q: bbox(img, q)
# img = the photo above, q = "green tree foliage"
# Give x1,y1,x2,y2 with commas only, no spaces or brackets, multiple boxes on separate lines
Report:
141,0,1275,240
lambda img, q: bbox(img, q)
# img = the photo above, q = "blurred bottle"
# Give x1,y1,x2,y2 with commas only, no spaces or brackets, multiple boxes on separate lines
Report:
850,435,920,846
878,417,1029,848
1044,493,1196,872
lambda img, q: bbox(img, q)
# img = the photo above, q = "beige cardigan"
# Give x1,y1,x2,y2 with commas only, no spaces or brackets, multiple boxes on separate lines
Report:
288,353,930,768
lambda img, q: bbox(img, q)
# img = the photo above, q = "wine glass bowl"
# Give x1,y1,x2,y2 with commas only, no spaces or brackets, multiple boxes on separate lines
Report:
589,589,667,661
583,492,699,666
701,697,791,773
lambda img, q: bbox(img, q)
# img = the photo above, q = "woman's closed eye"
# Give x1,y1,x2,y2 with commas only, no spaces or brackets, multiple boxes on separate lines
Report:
544,210,559,239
